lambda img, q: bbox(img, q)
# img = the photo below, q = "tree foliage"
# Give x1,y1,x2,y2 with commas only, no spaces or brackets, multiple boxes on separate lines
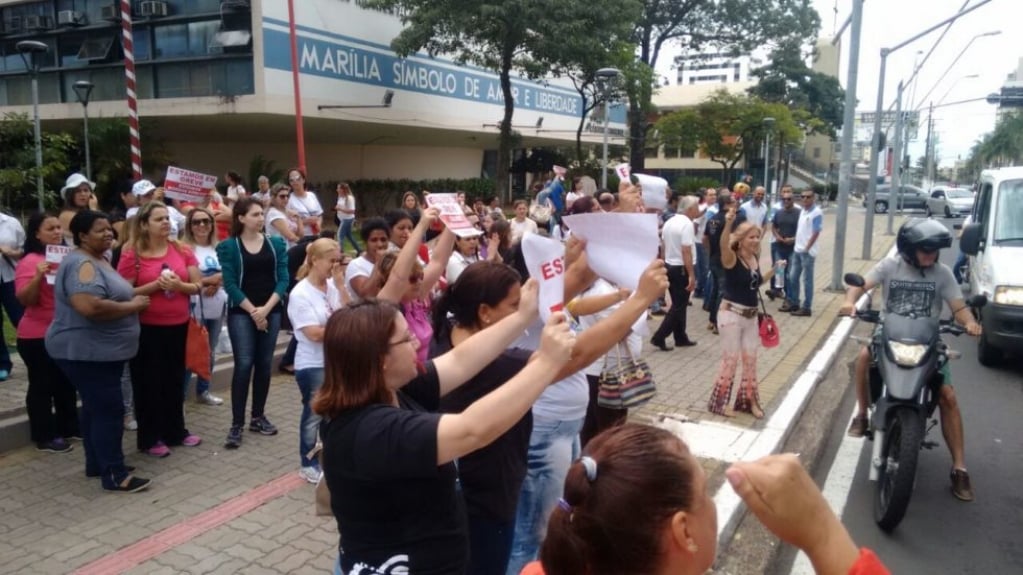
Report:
628,0,821,169
0,113,76,212
963,111,1023,180
748,38,845,137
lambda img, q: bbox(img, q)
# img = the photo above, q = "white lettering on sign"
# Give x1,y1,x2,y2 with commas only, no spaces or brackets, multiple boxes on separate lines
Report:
301,43,382,81
393,61,459,94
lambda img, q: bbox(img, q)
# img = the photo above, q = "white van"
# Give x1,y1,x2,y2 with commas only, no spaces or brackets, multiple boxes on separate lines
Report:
960,166,1023,366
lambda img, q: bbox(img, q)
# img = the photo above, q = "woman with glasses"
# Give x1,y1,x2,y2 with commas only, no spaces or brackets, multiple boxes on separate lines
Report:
334,183,361,255
286,238,344,484
266,184,302,247
117,202,204,457
707,211,779,419
374,208,455,363
286,168,323,240
181,207,226,406
217,198,289,449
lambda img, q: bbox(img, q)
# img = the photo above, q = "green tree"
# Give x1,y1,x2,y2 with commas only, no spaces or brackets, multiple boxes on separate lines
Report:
248,154,287,189
86,118,174,204
366,0,636,198
0,113,77,212
748,38,845,137
628,0,820,170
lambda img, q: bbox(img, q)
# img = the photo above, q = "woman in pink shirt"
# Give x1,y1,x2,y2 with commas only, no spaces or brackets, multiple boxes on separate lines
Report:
117,202,203,457
16,212,79,454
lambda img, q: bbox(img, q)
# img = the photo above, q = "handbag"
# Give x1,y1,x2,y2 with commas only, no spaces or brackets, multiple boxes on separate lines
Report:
528,197,552,225
186,301,212,381
757,287,780,348
597,340,657,409
310,443,332,516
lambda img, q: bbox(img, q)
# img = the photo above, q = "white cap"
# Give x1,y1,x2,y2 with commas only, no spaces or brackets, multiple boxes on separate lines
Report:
61,173,95,196
132,179,157,196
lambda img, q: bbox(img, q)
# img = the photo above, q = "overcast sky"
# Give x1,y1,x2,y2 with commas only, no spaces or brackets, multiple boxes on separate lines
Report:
658,0,1019,167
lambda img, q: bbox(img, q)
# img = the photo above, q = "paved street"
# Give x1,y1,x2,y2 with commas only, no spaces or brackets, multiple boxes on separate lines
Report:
0,207,903,574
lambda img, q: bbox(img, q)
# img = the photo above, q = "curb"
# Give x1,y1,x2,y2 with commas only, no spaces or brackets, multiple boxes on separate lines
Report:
712,246,896,545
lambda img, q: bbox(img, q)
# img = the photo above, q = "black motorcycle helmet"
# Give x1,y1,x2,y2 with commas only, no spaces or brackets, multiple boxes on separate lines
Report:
896,218,952,269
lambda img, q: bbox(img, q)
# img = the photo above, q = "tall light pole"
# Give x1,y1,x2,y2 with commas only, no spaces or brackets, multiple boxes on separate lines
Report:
17,40,49,212
831,0,863,290
763,117,775,198
595,67,620,189
73,80,95,181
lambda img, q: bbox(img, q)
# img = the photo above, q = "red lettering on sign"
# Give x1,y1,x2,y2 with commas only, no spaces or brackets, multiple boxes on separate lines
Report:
541,257,565,280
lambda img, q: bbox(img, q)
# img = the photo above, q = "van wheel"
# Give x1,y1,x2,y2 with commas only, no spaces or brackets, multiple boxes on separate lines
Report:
875,201,888,214
945,206,953,218
926,205,933,217
977,329,1001,367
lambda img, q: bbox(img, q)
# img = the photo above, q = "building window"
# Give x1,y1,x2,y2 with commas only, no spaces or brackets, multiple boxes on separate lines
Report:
813,147,821,159
154,24,189,59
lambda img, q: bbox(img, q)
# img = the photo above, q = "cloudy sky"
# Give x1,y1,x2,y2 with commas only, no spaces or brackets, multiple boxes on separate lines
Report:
658,0,1019,167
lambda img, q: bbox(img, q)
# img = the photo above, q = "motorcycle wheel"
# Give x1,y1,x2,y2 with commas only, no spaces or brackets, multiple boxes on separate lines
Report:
874,407,923,532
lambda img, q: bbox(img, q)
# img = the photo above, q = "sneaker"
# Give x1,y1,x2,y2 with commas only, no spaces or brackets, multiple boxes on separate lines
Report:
224,425,243,449
846,416,869,438
37,438,73,453
146,442,171,458
196,391,224,406
182,434,202,447
790,308,812,317
104,475,152,494
63,435,83,442
249,416,279,436
124,417,138,431
778,302,795,312
950,468,974,502
0,369,8,381
298,466,323,484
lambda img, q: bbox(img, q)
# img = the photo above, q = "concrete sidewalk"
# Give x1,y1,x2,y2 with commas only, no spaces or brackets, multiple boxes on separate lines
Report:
0,208,904,574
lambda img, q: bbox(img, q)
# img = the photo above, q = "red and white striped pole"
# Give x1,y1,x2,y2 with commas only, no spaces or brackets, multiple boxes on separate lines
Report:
121,0,141,180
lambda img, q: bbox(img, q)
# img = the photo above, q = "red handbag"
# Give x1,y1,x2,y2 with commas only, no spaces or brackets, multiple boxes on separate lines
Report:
757,289,780,348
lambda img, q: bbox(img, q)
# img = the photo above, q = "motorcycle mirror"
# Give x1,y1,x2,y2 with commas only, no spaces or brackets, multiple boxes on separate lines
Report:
966,294,987,309
844,273,866,288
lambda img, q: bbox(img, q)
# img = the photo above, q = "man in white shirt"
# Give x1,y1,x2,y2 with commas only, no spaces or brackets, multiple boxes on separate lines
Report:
787,190,824,316
740,186,770,229
650,196,700,350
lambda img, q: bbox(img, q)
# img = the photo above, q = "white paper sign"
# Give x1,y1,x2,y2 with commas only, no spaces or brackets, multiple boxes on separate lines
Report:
553,165,568,179
163,166,218,203
424,193,480,238
562,213,660,290
45,245,71,285
614,163,631,182
634,173,669,211
521,233,566,322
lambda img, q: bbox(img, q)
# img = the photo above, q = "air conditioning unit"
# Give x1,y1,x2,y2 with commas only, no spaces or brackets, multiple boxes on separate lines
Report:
138,1,169,18
100,5,121,21
3,16,23,34
24,15,54,31
57,10,86,27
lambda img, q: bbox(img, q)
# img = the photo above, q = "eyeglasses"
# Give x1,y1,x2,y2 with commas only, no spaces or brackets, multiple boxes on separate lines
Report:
191,219,212,226
801,195,814,200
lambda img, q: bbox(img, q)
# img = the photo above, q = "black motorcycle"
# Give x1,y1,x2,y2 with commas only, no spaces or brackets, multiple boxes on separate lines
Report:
844,273,985,532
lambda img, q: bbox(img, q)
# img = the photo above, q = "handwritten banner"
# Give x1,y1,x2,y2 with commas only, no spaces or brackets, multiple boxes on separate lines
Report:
164,167,217,203
45,245,71,285
424,193,480,238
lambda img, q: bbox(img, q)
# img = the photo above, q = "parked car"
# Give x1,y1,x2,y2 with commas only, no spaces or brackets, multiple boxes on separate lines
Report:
863,184,928,213
926,186,974,218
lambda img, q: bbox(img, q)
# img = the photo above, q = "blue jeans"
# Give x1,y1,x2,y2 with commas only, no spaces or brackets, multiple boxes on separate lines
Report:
694,243,708,297
787,251,816,311
56,359,130,489
0,280,24,373
337,218,361,254
183,316,222,398
771,243,794,292
295,367,324,468
505,416,584,575
227,311,281,427
954,251,968,283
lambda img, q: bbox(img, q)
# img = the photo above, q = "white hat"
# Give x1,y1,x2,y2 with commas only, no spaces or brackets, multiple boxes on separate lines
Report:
132,179,157,196
61,173,95,196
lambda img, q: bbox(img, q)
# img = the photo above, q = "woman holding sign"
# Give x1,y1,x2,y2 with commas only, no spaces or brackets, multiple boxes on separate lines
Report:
16,213,79,453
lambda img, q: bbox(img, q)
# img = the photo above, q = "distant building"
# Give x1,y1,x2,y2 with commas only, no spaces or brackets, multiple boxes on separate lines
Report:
674,52,763,86
993,56,1023,122
800,38,840,182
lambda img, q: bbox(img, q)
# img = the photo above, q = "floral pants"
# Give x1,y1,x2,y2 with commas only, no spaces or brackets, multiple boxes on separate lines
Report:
708,308,761,415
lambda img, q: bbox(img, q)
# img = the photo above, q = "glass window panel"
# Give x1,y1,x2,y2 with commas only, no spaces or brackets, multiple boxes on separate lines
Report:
189,62,211,96
59,34,87,67
188,20,219,56
38,73,60,104
135,27,152,61
4,77,31,105
2,43,28,73
155,63,189,98
191,0,223,14
136,66,154,99
154,24,188,59
213,59,254,96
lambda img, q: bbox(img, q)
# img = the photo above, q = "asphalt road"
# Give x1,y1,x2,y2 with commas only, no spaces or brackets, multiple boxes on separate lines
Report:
810,217,1023,574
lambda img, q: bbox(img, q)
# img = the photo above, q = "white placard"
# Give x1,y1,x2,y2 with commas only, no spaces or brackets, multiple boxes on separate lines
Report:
163,166,218,203
633,173,669,211
521,233,566,322
553,165,568,179
45,245,71,285
614,163,631,182
562,212,660,290
424,193,480,238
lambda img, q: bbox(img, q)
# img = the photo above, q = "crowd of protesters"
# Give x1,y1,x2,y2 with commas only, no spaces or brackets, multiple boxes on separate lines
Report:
2,166,890,574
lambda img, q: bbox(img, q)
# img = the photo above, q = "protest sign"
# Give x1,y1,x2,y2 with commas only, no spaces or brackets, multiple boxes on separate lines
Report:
521,233,566,322
633,173,669,211
562,212,659,290
45,245,71,285
553,165,568,179
424,193,480,238
614,164,631,182
163,166,218,203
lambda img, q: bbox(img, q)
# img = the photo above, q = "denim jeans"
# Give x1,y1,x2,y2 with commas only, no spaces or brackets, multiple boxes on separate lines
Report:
694,243,708,297
183,316,223,398
56,359,130,489
121,364,133,413
295,367,324,468
0,279,24,373
227,311,281,427
505,416,584,575
336,218,361,254
787,251,816,311
770,243,794,292
954,251,968,283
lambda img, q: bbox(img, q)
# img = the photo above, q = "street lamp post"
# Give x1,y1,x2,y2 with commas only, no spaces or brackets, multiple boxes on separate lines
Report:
595,67,620,189
17,40,49,212
763,117,775,198
73,80,95,181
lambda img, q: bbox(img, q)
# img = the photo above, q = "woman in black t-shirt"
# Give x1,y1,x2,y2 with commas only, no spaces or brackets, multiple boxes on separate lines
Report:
707,210,779,419
313,284,574,575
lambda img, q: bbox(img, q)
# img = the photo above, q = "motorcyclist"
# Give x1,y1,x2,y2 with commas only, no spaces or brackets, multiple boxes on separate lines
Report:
839,218,982,502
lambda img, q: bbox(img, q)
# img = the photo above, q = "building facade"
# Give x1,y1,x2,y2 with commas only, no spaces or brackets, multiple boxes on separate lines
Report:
673,51,763,86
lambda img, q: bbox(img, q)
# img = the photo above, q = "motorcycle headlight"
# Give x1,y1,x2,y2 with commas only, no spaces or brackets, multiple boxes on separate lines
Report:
994,286,1023,306
888,341,928,366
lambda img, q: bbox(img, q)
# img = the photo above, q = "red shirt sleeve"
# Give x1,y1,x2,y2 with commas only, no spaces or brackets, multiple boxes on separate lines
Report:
849,548,890,575
519,561,545,575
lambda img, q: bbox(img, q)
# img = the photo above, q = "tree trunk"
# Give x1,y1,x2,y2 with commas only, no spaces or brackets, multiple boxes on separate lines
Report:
497,52,515,202
576,95,589,165
628,84,651,171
